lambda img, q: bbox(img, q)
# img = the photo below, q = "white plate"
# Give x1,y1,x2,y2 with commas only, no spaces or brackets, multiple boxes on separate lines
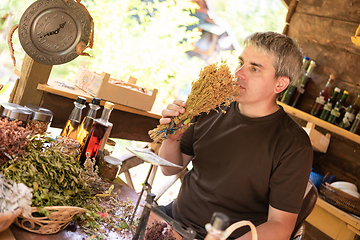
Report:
330,181,358,192
341,189,360,198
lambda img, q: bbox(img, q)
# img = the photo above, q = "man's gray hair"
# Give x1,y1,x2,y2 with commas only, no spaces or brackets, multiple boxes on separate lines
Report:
243,31,303,86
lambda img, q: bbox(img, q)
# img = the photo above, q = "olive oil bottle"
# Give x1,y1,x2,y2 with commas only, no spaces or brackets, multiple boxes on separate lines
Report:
60,96,86,140
79,101,114,165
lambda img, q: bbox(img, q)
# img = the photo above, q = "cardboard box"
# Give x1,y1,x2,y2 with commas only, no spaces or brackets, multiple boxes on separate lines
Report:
303,122,331,153
74,66,157,111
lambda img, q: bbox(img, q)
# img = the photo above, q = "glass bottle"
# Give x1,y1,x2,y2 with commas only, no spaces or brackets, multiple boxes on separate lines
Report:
76,97,101,157
60,96,87,140
79,101,114,165
319,87,340,121
292,60,316,108
350,112,360,135
281,56,310,105
339,93,360,130
327,91,349,124
204,212,229,240
310,74,335,117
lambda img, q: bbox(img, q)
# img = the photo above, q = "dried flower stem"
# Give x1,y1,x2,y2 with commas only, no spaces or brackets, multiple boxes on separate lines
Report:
149,60,240,143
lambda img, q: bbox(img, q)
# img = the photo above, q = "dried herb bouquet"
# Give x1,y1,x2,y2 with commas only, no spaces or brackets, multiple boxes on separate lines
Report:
0,118,30,167
149,60,240,143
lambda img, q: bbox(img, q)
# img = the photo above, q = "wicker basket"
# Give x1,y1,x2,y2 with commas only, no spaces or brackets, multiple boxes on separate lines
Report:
14,206,86,234
0,208,23,233
319,174,360,217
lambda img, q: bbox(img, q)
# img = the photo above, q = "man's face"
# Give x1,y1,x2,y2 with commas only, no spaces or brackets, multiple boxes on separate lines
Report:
234,45,280,106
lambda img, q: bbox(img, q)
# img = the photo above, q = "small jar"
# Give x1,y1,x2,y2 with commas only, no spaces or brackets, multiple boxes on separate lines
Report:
99,156,122,181
25,104,53,135
52,136,80,156
104,139,116,156
0,102,32,127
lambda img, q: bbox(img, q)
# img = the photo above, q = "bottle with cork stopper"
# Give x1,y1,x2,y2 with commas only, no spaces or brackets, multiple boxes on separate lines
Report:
310,74,335,117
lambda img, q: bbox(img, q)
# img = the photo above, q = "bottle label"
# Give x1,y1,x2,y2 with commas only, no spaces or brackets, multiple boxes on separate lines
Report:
298,84,305,94
342,112,355,128
356,113,360,120
315,96,326,105
330,108,340,118
323,102,332,111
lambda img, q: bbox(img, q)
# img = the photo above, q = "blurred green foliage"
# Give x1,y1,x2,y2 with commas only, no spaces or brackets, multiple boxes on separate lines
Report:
0,0,287,107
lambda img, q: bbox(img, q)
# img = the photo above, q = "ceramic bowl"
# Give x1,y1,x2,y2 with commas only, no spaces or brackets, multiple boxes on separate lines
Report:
330,181,358,192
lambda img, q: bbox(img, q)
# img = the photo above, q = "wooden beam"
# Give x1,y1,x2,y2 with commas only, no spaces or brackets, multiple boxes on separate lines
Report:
11,54,52,106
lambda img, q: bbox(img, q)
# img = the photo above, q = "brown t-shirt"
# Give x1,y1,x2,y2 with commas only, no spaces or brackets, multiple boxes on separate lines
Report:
173,102,313,239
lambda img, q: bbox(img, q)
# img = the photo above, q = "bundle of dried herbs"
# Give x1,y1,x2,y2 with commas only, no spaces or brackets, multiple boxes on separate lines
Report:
1,135,91,207
0,173,33,218
0,134,138,239
0,118,30,167
149,60,240,143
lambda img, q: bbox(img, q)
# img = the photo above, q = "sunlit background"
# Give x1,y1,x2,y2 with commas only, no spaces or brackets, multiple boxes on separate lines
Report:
0,0,288,204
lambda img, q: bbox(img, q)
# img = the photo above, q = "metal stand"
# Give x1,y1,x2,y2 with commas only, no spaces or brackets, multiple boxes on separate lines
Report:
129,164,154,235
132,192,196,240
125,147,193,239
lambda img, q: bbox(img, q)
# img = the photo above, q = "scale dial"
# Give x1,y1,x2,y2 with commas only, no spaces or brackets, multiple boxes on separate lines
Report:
19,0,91,65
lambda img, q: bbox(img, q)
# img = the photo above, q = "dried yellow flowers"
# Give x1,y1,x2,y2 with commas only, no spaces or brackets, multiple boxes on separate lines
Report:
149,60,240,143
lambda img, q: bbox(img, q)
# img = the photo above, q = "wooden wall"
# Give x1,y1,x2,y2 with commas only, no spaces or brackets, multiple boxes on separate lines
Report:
285,0,360,187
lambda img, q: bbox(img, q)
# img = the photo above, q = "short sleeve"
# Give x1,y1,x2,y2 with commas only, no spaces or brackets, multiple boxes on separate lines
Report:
269,145,313,214
180,123,195,156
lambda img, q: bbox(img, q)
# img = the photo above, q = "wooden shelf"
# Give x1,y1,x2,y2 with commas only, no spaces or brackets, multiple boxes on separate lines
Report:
278,102,360,145
306,198,360,239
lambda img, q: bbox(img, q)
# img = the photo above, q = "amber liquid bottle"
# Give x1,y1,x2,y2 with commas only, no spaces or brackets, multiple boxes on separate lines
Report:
60,96,86,140
310,74,335,117
76,97,101,157
79,101,114,165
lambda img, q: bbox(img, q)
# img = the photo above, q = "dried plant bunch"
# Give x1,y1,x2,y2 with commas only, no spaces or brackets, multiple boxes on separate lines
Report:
0,173,33,218
0,118,30,166
149,60,240,143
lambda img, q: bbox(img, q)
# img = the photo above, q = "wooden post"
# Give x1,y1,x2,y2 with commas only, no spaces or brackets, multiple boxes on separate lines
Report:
10,53,52,106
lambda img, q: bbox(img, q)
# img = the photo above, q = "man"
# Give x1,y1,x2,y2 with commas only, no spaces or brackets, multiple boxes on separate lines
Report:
157,31,313,239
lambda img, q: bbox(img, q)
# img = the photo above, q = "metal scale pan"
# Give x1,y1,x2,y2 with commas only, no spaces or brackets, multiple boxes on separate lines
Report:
126,146,183,168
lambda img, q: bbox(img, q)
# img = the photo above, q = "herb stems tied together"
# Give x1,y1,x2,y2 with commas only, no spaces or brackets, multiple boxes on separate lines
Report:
149,60,240,143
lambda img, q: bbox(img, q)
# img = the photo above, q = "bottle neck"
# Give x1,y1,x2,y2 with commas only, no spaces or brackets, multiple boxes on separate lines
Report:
87,103,101,119
100,107,113,123
306,65,315,76
69,102,86,121
354,95,360,107
321,78,334,97
339,94,348,103
332,91,340,98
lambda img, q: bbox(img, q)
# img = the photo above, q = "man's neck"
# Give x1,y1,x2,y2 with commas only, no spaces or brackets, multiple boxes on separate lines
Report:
237,101,280,118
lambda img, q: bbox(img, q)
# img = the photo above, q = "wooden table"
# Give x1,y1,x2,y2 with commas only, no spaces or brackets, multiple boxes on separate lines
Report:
1,178,182,240
37,80,161,142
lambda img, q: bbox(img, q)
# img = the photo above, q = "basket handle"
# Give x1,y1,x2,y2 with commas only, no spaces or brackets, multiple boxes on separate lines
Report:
321,172,333,185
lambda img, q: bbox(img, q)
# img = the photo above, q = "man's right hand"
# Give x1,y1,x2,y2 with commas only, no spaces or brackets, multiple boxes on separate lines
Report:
159,99,187,141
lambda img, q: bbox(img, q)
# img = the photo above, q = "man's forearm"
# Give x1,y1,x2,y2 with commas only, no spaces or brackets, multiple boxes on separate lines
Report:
236,219,294,240
158,139,185,176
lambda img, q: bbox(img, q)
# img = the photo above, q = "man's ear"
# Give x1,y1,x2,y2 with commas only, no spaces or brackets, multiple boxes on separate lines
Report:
274,76,290,94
